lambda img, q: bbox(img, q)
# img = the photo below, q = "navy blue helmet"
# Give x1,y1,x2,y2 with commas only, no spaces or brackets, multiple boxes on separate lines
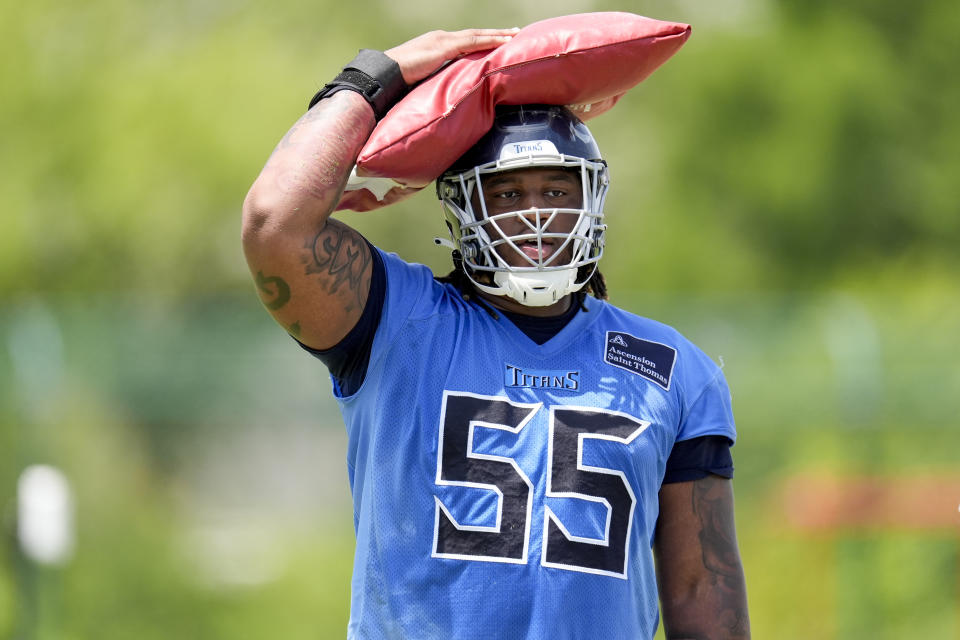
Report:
437,105,609,306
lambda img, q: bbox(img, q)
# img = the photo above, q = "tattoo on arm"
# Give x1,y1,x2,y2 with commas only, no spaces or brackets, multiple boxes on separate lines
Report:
693,478,740,583
267,94,375,203
304,219,372,313
255,271,291,311
691,476,750,637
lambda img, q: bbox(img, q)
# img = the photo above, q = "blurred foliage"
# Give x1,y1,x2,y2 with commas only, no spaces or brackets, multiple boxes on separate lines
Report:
3,287,958,639
3,0,960,638
2,0,958,296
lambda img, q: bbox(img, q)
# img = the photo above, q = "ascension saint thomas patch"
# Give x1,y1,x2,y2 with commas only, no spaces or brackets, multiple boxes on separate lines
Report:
604,332,677,391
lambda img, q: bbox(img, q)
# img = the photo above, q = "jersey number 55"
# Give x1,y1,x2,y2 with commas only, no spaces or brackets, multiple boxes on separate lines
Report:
433,391,649,580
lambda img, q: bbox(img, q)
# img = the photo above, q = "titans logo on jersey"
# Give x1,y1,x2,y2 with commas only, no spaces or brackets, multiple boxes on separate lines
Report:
331,250,736,640
504,363,580,391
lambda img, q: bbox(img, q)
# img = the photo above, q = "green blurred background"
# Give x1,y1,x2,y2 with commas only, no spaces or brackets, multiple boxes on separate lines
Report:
2,0,959,637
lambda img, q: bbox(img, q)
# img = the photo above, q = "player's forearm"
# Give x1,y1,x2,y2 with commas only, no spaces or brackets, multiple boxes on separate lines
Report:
660,575,750,639
656,476,750,639
241,90,375,250
240,90,377,345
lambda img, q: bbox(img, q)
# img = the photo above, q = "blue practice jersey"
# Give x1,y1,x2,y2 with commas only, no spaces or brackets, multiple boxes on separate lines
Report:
332,249,737,640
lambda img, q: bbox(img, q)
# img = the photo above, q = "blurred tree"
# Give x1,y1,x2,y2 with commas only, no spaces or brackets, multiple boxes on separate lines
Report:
625,0,960,289
3,3,959,638
2,0,957,297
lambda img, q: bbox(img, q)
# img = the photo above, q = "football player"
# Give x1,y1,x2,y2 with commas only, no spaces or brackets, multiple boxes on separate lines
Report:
242,28,750,640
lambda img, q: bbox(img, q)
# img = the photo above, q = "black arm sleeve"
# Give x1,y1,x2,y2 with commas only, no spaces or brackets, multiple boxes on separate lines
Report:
662,435,734,484
295,245,386,397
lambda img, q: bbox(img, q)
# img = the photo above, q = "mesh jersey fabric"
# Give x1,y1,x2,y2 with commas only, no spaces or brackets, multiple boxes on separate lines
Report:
299,252,734,482
331,248,736,640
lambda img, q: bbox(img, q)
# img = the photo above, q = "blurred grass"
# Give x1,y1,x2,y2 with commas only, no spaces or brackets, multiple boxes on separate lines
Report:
4,288,959,638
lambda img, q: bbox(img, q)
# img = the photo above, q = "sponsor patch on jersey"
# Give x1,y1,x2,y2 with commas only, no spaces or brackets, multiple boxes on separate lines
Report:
504,363,580,392
603,332,676,391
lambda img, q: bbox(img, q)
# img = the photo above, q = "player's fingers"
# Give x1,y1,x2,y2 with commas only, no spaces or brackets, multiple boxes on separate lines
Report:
386,27,522,85
444,28,520,55
456,28,522,36
386,28,519,85
449,28,522,40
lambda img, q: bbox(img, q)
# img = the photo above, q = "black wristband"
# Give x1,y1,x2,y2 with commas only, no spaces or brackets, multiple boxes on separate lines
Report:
308,49,408,120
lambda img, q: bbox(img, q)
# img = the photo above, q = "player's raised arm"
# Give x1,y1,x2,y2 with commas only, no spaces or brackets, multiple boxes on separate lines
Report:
241,29,519,349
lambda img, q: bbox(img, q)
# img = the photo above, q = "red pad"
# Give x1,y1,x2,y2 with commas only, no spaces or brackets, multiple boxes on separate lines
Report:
337,12,691,211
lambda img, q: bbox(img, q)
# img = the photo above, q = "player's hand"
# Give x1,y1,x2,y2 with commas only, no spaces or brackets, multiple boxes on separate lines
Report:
385,28,520,86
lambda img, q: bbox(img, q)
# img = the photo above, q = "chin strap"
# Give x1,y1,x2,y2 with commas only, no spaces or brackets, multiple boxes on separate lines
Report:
492,269,581,307
435,237,583,307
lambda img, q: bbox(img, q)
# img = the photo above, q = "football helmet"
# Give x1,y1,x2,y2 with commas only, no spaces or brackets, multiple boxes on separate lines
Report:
437,104,609,307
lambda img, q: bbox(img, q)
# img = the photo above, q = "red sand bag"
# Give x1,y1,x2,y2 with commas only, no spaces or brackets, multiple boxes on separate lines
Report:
337,12,691,211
